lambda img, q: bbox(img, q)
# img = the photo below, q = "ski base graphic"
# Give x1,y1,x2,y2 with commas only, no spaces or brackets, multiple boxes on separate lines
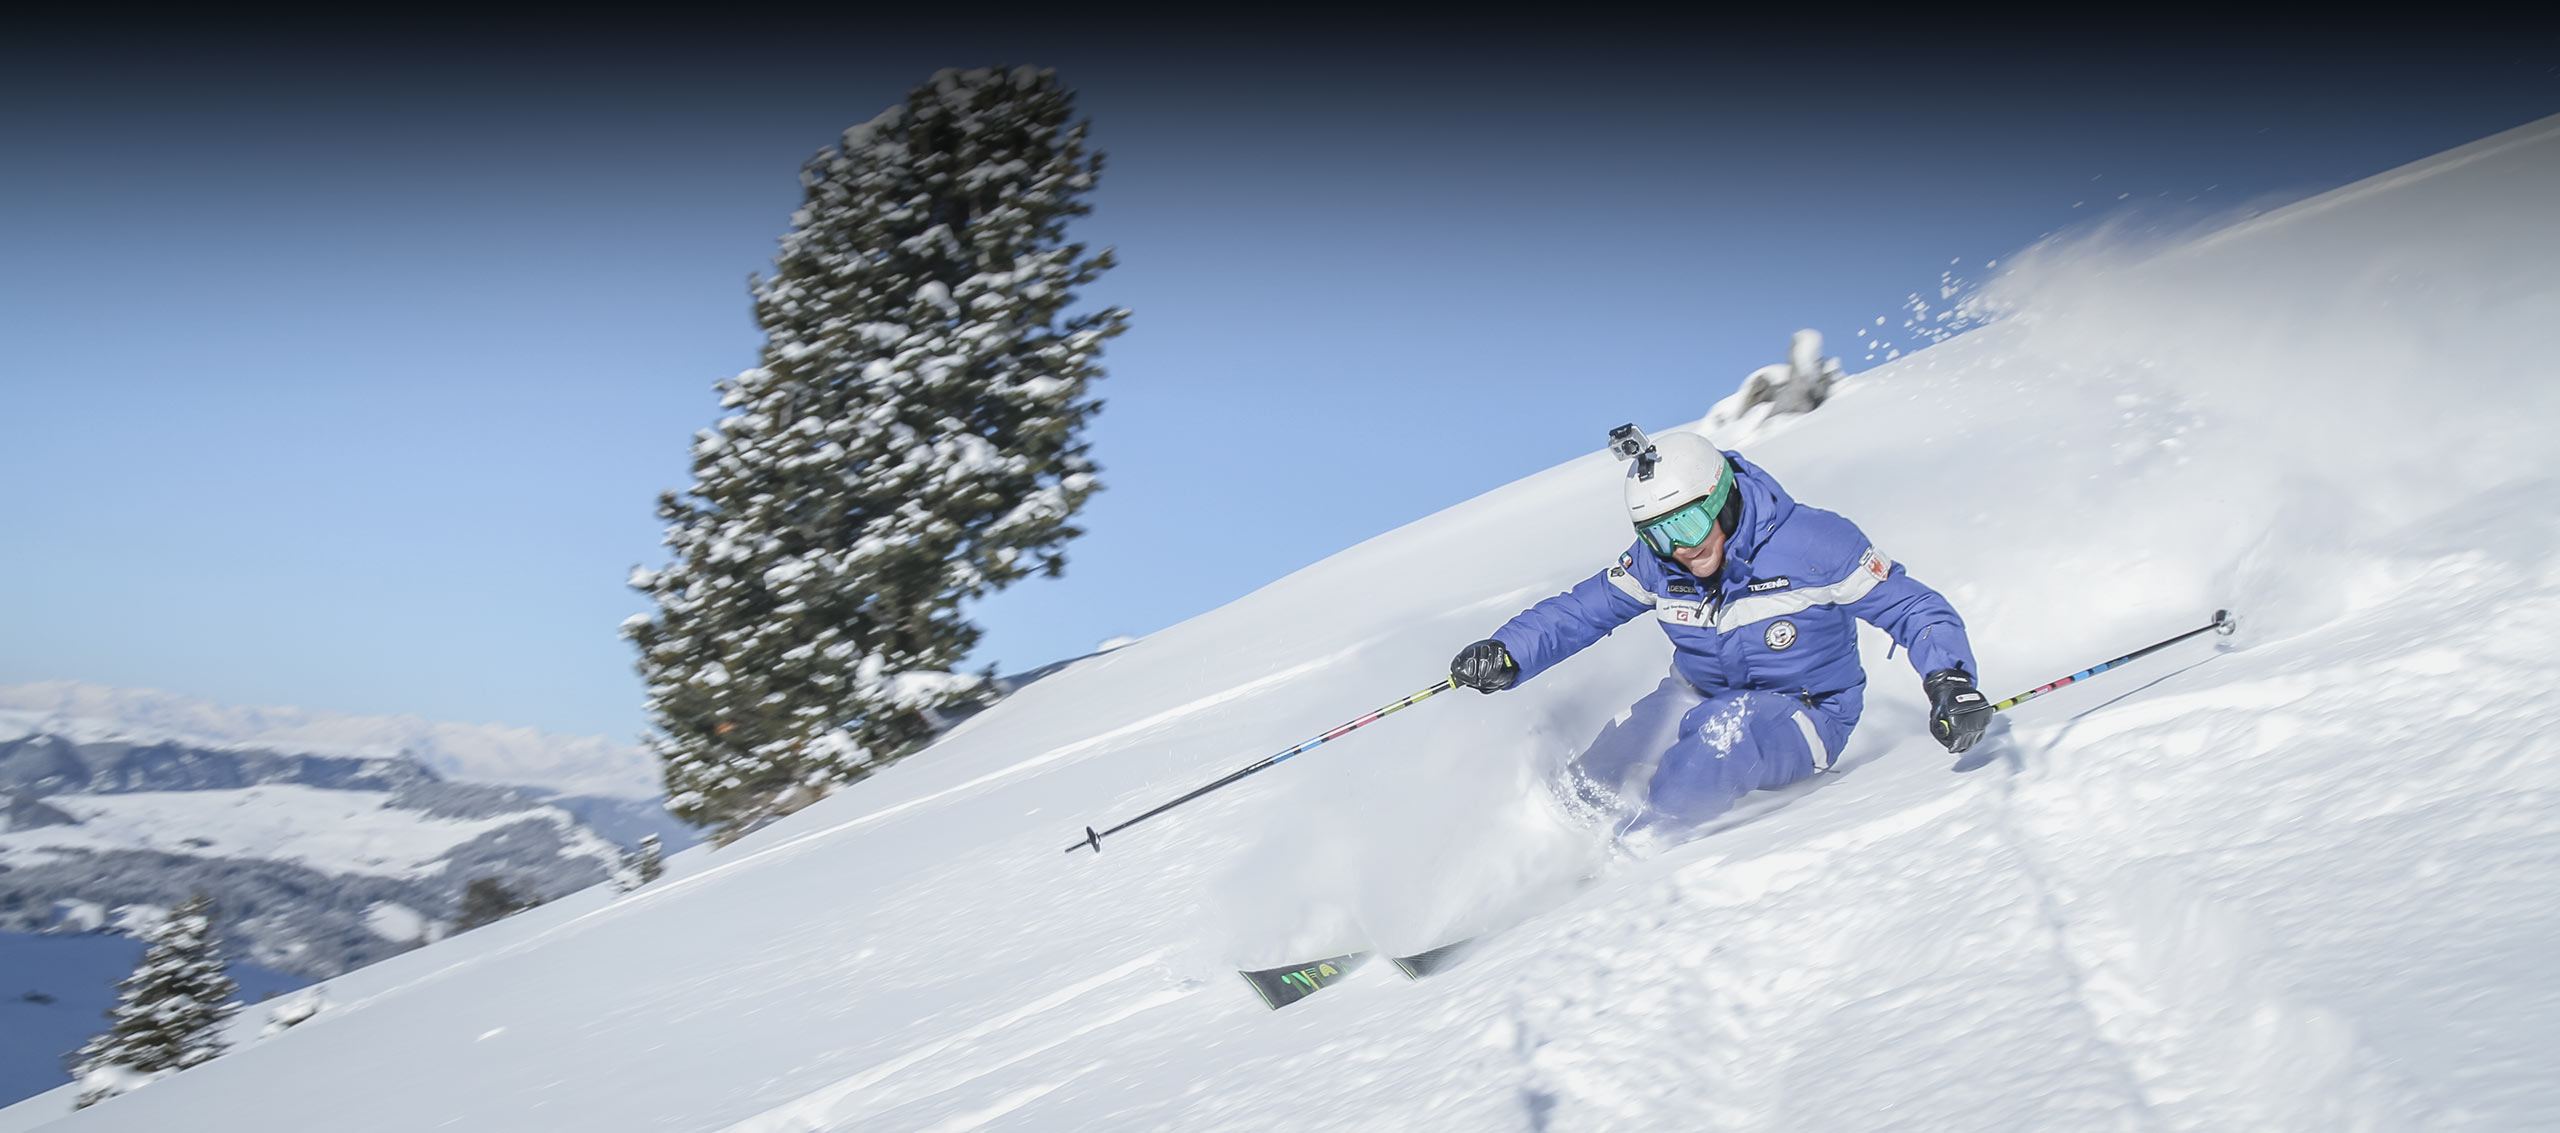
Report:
1239,951,1368,1010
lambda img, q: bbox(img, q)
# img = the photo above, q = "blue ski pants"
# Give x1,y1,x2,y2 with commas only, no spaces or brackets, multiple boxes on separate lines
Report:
1564,676,1861,834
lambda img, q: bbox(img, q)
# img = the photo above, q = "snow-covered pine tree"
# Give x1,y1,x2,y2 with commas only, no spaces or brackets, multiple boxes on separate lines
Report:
615,834,665,893
633,833,665,886
69,895,238,1108
626,66,1128,838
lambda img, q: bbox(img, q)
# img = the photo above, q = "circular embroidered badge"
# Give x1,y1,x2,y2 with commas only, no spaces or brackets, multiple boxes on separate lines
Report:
1764,620,1798,650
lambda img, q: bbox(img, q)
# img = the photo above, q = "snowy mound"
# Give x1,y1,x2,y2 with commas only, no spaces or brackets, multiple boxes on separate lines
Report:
10,115,2557,1130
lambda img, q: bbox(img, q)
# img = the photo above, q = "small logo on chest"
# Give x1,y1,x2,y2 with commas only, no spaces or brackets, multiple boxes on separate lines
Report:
1747,577,1791,593
1764,620,1799,650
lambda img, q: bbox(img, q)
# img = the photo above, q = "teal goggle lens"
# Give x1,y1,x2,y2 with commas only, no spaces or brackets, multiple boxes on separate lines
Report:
1638,497,1722,555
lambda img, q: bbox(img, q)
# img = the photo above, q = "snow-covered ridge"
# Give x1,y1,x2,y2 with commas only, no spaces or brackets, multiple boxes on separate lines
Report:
0,785,615,883
0,681,656,800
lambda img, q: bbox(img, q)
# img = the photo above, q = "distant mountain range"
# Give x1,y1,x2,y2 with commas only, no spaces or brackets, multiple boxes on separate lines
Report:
0,681,658,799
0,684,696,982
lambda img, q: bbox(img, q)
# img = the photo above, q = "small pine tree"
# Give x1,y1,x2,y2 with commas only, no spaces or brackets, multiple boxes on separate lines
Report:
634,833,665,885
454,877,535,931
69,895,238,1108
626,66,1128,838
615,834,666,893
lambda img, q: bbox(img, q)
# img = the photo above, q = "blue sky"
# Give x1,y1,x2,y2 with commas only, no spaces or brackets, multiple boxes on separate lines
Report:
2,21,2552,742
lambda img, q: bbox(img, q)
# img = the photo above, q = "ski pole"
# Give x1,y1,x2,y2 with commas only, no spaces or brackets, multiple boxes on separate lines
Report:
1066,677,1460,854
1990,609,2238,713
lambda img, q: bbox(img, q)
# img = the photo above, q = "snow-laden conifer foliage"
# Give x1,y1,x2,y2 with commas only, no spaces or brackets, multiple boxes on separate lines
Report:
453,877,536,931
68,895,238,1109
617,833,665,892
627,67,1128,836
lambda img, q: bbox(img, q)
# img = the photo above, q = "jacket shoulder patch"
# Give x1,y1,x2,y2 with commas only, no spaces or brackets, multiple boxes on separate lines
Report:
1604,564,1659,607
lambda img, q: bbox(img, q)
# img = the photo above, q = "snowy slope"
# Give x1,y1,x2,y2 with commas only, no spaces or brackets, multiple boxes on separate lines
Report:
0,682,656,800
9,114,2558,1131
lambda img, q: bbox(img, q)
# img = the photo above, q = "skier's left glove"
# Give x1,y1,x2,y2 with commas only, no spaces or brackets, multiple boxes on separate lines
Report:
1450,639,1518,694
1924,668,1992,754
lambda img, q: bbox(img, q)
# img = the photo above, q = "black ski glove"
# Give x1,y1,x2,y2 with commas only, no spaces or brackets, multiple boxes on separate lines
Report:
1924,668,1992,754
1451,639,1518,694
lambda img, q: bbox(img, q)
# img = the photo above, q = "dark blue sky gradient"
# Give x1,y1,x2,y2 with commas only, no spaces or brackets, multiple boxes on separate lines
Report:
3,18,2552,740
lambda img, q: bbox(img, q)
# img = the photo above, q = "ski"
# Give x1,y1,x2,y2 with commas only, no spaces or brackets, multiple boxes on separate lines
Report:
1238,951,1368,1010
1390,938,1478,979
1238,938,1479,1010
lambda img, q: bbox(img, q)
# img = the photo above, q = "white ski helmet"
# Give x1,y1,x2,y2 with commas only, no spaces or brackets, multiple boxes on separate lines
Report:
1623,430,1733,525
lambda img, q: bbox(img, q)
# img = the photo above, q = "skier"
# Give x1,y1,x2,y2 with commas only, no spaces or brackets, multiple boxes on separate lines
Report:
1449,426,1990,836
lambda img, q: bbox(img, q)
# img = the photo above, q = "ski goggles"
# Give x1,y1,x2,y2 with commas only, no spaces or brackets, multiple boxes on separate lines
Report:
1635,478,1734,556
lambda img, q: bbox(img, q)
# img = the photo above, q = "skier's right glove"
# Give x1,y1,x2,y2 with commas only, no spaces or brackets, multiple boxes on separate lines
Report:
1450,639,1518,694
1924,668,1992,754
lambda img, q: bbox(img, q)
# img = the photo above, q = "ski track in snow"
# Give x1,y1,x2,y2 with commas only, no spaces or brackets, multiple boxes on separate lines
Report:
720,952,1183,1132
915,1075,1092,1133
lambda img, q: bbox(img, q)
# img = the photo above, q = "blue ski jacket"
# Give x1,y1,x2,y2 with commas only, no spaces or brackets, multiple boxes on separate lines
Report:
1493,451,1976,709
